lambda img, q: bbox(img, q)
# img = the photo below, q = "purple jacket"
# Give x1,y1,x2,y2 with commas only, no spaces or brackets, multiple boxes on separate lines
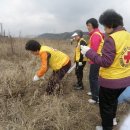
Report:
85,26,130,89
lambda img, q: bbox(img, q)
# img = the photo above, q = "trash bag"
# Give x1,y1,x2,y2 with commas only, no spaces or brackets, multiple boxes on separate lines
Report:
118,86,130,104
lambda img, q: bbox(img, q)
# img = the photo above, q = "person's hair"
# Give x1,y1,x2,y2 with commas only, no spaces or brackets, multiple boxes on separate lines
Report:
76,30,83,38
25,40,41,51
86,18,98,28
99,9,123,28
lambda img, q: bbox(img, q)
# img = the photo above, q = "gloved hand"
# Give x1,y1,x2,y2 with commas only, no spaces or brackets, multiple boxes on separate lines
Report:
33,75,40,82
81,45,90,55
78,62,83,66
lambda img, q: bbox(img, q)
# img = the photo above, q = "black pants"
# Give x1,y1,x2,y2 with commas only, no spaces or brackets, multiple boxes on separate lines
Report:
75,61,86,86
99,86,126,130
46,60,71,95
89,64,100,101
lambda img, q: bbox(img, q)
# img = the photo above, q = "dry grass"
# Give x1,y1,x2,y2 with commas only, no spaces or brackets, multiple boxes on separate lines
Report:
0,37,129,130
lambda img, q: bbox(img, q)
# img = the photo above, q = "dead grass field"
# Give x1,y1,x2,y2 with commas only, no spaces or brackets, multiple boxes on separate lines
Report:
0,37,129,130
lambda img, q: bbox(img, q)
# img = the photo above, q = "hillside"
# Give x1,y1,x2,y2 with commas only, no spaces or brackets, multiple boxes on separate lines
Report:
38,31,89,40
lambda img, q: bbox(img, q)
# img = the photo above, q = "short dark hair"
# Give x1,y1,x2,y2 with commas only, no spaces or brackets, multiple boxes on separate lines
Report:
76,30,83,38
86,18,98,28
99,9,123,28
25,40,41,51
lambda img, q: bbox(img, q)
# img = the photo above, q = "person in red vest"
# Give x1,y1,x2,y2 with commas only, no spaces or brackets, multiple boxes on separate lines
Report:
86,18,104,104
81,9,130,130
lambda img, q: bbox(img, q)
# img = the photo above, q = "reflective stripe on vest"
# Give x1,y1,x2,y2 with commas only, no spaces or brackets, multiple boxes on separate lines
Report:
40,46,69,70
99,30,130,79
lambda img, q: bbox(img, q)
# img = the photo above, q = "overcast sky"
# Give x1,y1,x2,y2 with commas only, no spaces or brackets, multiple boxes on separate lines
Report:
0,0,130,36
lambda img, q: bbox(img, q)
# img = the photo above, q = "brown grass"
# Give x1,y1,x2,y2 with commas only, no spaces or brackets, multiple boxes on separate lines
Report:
0,37,129,130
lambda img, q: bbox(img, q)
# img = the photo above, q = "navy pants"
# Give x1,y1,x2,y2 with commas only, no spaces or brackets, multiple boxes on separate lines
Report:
89,64,100,101
46,60,71,94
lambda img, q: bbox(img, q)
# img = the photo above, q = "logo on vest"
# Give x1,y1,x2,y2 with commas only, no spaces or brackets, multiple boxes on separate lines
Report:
120,47,130,67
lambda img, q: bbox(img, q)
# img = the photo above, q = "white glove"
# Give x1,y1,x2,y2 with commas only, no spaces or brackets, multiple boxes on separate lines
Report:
78,62,83,66
33,75,40,82
81,45,90,55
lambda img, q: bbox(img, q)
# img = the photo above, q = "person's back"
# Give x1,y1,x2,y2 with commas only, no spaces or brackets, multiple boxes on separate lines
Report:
40,46,70,71
100,30,130,81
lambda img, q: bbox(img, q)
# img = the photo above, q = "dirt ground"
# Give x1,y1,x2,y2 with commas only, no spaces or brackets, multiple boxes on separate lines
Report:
0,37,129,130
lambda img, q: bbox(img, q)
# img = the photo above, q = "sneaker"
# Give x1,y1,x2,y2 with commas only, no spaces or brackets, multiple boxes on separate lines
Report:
87,92,92,96
95,119,117,130
74,86,84,90
113,118,117,126
74,84,84,90
88,99,96,104
96,126,103,130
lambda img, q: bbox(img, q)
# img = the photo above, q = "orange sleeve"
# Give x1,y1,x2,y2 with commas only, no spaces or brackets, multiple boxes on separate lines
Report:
37,52,48,77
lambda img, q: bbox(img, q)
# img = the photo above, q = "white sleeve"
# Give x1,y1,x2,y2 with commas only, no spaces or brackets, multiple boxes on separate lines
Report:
120,115,130,130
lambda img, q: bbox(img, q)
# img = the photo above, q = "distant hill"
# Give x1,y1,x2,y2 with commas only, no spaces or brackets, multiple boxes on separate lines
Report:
38,31,89,40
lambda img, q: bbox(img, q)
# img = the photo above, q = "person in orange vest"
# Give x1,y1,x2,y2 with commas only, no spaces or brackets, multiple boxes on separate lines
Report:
86,18,104,104
81,9,130,130
25,40,71,95
71,30,87,90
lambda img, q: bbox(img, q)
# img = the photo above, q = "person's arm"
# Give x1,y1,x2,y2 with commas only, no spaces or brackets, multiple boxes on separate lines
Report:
90,33,102,52
79,40,87,62
37,52,50,77
85,37,116,67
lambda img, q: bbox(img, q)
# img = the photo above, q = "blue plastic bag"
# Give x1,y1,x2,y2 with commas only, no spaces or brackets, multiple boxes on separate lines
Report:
118,86,130,104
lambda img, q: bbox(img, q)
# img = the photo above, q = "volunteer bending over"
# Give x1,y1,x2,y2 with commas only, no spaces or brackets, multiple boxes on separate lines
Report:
25,40,71,95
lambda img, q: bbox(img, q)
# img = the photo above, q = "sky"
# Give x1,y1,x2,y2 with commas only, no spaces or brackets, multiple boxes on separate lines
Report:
0,0,130,36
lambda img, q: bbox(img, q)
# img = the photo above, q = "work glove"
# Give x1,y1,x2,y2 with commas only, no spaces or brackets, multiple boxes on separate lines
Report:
33,75,45,82
81,45,90,56
78,62,83,66
33,75,40,82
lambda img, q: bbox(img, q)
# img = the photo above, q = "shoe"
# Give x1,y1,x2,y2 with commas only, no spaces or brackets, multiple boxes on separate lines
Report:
74,83,84,90
87,92,92,96
74,86,84,90
96,126,103,130
88,99,97,104
113,118,117,126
